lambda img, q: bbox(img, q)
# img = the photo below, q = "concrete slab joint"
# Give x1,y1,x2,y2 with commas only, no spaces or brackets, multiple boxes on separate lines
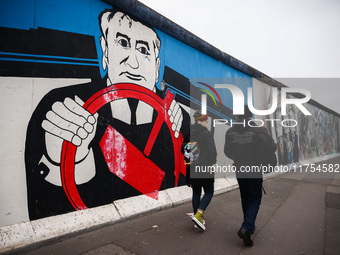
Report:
326,186,340,209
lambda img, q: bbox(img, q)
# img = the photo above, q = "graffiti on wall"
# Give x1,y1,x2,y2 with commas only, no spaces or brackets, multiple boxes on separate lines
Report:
297,104,339,161
258,85,339,166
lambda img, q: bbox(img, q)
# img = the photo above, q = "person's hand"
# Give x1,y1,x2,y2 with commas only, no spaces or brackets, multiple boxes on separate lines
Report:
168,99,183,138
42,96,98,163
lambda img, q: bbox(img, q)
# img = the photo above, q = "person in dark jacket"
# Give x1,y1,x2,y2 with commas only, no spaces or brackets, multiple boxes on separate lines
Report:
183,110,217,231
224,106,276,246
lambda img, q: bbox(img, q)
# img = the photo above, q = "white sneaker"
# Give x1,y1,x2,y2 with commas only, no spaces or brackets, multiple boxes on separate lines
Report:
194,219,205,229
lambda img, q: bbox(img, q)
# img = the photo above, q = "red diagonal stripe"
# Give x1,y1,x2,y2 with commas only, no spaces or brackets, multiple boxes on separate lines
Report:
100,125,165,199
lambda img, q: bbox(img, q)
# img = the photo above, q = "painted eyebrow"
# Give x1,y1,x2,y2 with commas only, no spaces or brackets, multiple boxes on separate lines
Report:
136,40,150,51
116,32,131,44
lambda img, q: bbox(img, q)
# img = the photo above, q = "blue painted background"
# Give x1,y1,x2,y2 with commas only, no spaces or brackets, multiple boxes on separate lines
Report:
0,0,251,110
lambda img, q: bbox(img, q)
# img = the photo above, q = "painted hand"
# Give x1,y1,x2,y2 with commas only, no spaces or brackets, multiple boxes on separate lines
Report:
42,96,98,163
168,99,183,138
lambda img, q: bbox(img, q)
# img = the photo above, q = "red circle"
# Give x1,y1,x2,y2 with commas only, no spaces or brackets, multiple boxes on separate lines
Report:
60,83,185,210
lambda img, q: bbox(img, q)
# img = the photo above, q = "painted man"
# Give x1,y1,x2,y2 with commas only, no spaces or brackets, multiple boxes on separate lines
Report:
25,8,189,220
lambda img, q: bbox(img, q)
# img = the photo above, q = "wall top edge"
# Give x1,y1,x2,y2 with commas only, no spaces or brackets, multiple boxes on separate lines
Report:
103,0,339,117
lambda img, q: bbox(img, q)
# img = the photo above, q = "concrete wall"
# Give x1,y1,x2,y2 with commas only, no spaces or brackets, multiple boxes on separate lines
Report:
0,0,339,252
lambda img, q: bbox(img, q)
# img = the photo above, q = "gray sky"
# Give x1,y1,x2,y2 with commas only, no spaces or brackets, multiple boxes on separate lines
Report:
139,0,340,113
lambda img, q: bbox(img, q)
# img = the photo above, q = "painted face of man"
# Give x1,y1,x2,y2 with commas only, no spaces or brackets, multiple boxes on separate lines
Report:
101,11,160,92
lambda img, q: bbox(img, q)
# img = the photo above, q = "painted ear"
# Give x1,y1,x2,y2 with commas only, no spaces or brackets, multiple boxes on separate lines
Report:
100,36,108,71
155,57,160,84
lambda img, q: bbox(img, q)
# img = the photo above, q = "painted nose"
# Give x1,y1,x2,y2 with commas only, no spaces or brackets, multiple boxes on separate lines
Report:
125,51,139,69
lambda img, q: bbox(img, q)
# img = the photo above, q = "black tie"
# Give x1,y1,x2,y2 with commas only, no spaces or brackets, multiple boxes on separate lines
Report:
128,98,139,125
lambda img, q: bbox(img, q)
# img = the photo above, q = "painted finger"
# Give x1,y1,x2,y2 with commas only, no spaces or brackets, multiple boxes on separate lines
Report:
168,100,176,116
46,111,78,134
42,120,82,146
77,127,88,139
176,114,183,133
83,122,94,133
71,135,82,147
173,107,182,127
74,96,96,124
93,112,99,122
172,102,180,118
52,101,88,130
90,112,99,131
169,103,179,124
172,122,176,132
170,115,174,123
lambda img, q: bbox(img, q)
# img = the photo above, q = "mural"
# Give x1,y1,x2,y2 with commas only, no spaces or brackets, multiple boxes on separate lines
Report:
0,3,245,220
1,4,239,220
0,1,225,221
22,8,194,220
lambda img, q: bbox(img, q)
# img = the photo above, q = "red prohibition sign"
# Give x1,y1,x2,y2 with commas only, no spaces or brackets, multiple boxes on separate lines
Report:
60,83,185,210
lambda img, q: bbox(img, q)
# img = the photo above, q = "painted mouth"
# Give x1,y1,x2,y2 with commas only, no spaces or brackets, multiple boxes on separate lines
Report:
120,72,146,81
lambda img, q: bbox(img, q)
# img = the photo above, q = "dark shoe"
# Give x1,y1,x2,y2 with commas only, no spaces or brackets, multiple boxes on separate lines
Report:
237,228,253,246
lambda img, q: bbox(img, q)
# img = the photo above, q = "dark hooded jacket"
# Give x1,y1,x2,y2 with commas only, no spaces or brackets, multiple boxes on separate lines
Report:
224,120,277,178
184,123,217,187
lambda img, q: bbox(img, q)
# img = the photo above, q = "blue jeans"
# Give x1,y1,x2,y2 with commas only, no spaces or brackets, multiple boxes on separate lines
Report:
237,178,263,232
192,184,214,213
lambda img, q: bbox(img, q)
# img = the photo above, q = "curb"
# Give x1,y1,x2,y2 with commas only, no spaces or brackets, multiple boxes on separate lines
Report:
1,153,339,253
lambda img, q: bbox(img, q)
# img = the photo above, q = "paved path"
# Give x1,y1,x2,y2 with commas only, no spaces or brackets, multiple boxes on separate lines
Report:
9,157,340,255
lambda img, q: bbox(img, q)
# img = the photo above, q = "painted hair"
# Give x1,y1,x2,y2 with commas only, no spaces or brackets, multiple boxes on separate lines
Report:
99,8,161,56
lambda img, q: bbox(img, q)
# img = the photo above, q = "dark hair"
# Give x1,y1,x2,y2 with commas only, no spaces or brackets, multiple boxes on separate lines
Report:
99,8,161,54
